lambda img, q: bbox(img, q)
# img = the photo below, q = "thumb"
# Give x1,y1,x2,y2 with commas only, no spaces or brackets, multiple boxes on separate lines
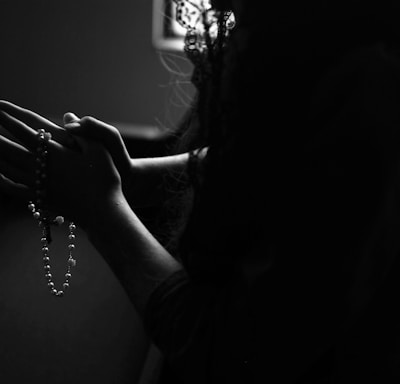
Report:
63,112,80,126
74,116,132,177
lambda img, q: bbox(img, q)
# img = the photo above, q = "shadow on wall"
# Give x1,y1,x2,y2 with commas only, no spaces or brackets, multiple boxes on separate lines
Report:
0,196,153,384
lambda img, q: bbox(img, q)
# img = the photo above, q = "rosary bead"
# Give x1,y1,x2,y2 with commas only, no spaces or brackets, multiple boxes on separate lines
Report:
54,216,65,225
33,129,78,298
68,258,77,267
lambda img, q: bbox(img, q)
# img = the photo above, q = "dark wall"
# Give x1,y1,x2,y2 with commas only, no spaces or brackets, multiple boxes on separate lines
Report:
0,202,154,383
0,0,192,129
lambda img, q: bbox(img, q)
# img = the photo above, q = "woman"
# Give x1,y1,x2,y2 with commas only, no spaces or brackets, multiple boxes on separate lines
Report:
2,0,400,382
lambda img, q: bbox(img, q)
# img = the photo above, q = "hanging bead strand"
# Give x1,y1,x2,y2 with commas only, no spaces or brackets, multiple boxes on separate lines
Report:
28,128,77,298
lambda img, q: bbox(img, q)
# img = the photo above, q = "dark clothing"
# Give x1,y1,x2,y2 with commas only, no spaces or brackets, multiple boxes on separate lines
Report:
145,20,400,384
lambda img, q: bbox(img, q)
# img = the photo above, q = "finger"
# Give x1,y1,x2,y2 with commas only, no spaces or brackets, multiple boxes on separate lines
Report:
0,158,35,186
71,116,131,174
63,116,83,132
0,100,77,149
0,158,34,188
0,110,37,150
63,112,80,125
0,173,32,200
0,135,35,170
0,99,63,136
46,134,79,161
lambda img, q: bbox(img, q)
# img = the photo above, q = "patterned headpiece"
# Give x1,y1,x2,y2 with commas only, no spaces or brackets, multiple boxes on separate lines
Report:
173,0,235,89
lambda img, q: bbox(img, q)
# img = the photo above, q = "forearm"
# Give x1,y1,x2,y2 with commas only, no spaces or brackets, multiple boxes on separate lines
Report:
127,148,207,208
86,193,183,315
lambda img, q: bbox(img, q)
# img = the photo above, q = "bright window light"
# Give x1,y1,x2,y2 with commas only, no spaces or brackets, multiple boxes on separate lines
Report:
152,0,186,51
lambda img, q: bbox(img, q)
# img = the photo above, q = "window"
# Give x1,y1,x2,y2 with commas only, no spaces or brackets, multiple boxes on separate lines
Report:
152,0,186,51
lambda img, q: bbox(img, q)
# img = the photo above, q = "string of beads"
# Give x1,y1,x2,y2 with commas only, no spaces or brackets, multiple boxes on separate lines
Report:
28,128,77,298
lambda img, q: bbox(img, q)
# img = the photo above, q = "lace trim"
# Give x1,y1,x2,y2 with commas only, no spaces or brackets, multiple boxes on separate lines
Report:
173,0,235,88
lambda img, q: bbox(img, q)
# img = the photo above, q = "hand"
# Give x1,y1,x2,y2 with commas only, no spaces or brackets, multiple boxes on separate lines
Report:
0,101,123,228
62,112,135,200
0,100,80,149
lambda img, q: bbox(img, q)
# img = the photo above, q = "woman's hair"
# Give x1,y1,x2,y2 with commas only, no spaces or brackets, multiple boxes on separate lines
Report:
162,0,400,268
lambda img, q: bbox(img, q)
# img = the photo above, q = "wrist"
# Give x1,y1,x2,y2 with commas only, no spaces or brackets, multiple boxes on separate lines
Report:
83,188,129,234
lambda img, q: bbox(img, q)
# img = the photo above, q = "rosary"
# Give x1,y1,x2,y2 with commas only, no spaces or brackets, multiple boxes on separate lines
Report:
28,129,77,297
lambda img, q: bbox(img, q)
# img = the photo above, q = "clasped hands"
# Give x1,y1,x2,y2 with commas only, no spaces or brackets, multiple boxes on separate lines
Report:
0,100,132,228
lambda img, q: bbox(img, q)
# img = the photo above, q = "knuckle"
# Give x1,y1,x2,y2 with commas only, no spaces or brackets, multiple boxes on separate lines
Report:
80,116,96,125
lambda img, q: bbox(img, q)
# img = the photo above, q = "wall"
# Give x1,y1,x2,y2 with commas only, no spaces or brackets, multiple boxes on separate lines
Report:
0,203,153,383
0,0,193,131
0,0,193,382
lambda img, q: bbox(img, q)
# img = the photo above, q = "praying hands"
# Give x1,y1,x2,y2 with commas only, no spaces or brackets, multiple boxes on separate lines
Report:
0,100,124,229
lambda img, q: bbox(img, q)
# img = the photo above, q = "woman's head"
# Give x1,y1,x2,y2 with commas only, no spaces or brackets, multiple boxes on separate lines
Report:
212,0,400,29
